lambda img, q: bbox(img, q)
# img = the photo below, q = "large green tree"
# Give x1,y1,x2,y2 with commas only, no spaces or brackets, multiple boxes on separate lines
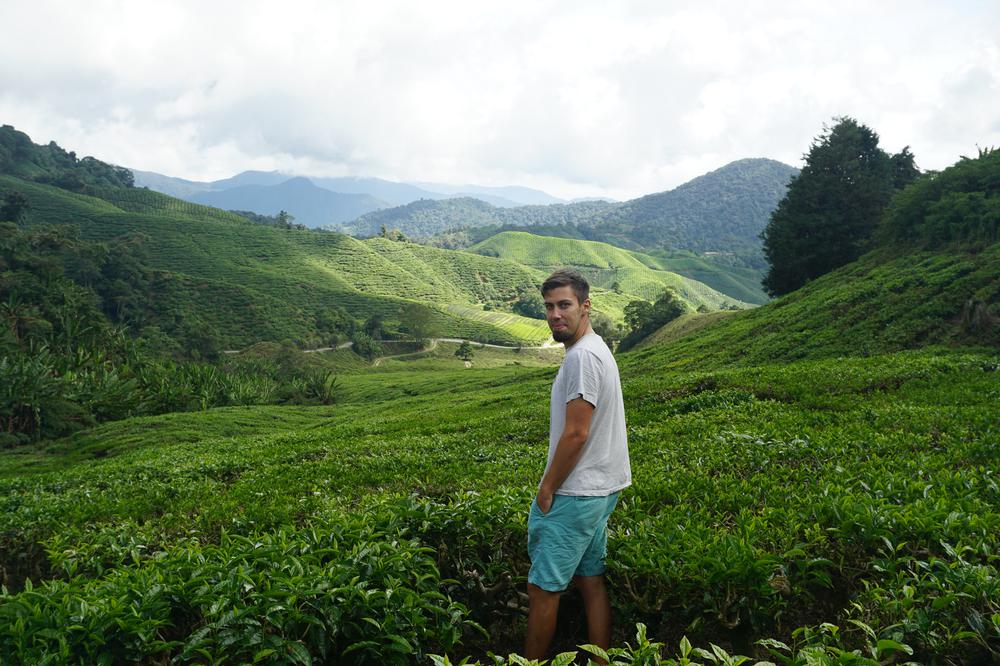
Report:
761,117,919,296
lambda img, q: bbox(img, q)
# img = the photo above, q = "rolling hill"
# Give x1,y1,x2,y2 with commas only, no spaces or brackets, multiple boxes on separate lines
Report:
2,174,556,346
470,231,754,308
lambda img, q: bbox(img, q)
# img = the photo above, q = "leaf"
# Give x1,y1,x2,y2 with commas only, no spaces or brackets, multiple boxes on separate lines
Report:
875,639,913,657
550,653,578,666
580,644,610,661
254,648,277,662
756,638,790,652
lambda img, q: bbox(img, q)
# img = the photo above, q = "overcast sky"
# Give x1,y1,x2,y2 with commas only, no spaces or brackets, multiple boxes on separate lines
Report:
2,1,998,200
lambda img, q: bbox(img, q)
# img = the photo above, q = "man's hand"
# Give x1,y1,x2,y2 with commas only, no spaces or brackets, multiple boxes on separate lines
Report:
536,397,594,514
536,488,554,514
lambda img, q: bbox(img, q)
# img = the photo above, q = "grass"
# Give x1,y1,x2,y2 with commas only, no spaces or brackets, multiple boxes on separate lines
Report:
373,339,563,371
443,305,553,344
471,231,757,307
2,348,998,663
629,242,1000,369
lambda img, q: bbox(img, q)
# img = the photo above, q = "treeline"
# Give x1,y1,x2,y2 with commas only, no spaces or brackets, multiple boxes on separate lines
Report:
596,158,798,257
338,197,615,239
230,209,310,231
761,118,999,297
0,125,134,193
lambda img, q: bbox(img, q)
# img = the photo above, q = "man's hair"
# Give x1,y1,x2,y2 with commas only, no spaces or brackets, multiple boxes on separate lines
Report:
541,268,589,304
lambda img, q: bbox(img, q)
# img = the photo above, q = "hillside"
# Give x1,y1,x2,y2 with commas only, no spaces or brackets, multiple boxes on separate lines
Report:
1,174,553,346
630,150,1000,367
469,231,767,300
595,158,798,255
471,231,753,308
0,124,134,192
188,176,388,228
336,197,615,238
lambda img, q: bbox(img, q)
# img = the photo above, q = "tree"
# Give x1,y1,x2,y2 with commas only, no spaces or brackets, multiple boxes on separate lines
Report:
761,117,920,296
590,311,622,349
618,289,690,352
0,191,29,222
351,331,382,362
276,210,295,228
623,300,653,333
362,314,384,339
512,288,546,319
399,302,437,344
455,340,474,362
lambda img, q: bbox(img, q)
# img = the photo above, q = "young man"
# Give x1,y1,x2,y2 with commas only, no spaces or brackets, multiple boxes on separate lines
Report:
524,268,631,661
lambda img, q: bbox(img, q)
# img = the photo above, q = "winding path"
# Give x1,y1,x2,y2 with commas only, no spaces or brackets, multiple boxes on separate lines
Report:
223,337,560,361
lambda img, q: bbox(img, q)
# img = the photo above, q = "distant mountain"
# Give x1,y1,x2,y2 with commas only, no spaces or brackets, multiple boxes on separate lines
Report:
594,158,799,255
132,169,213,198
413,182,566,206
188,177,388,228
337,158,798,260
336,197,616,238
308,176,446,207
207,170,292,190
132,168,567,209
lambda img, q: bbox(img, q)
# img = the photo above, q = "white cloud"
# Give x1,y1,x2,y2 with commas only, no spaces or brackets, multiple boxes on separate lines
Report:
1,0,998,199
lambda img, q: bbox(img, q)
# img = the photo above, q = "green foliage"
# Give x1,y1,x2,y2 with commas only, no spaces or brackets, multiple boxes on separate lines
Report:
230,208,308,231
1,350,997,663
590,311,622,348
0,190,29,222
455,340,475,361
879,146,1000,247
471,232,754,310
512,288,546,319
1,519,474,665
619,289,691,352
0,124,134,193
761,117,920,296
351,331,383,362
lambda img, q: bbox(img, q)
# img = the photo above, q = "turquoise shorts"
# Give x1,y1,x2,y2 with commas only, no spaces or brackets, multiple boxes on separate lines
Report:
527,492,620,592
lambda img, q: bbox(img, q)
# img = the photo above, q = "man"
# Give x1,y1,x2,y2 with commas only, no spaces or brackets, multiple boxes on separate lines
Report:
524,268,631,661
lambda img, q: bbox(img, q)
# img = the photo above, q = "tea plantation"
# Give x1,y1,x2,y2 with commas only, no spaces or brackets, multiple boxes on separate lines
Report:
1,347,997,664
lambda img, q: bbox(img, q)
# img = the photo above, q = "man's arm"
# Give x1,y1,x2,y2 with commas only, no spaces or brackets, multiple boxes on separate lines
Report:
537,397,595,512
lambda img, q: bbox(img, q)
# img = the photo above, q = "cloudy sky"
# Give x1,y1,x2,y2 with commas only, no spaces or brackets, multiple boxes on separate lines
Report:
2,1,998,200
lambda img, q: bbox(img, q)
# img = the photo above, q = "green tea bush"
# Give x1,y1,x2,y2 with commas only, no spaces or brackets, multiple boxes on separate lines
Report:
1,519,477,665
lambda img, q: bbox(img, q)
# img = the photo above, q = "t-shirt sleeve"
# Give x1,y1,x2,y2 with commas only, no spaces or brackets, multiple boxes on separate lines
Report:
562,349,604,407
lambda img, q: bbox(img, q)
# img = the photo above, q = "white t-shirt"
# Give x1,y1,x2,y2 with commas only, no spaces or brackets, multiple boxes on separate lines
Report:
544,332,631,496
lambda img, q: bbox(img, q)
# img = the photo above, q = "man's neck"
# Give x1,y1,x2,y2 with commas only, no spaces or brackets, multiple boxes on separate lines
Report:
564,323,594,349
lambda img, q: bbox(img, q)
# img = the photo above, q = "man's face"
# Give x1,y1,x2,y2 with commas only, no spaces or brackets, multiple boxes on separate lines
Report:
543,285,590,344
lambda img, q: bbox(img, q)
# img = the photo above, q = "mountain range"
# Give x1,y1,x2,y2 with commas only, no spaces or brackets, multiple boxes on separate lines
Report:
131,168,572,227
336,159,798,262
131,159,797,261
